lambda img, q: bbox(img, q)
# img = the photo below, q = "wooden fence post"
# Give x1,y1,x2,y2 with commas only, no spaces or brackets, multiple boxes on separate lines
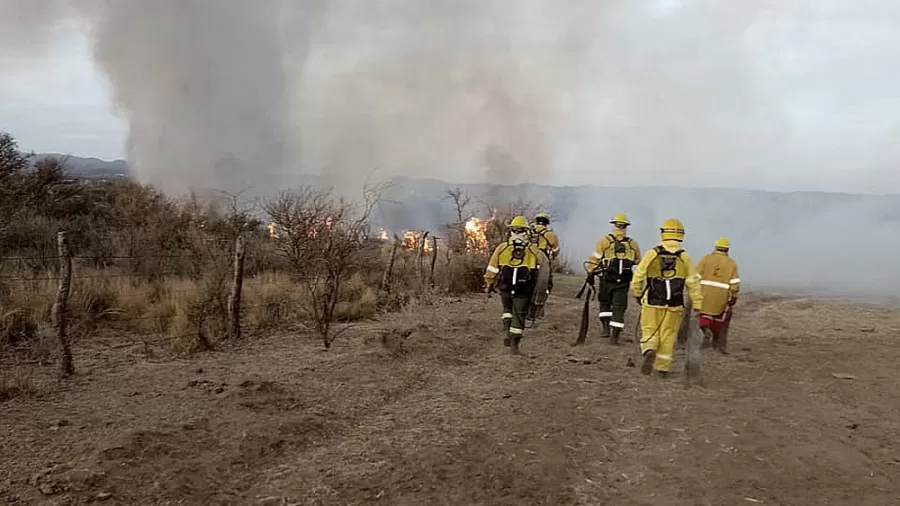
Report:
429,236,438,287
415,231,429,281
227,236,245,340
381,235,400,294
52,231,74,377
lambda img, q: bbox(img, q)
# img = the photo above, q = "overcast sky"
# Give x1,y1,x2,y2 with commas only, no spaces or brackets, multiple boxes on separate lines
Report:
0,1,898,194
0,23,125,160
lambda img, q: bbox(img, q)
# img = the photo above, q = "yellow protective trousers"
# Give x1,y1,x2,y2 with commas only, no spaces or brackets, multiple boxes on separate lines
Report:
639,305,683,372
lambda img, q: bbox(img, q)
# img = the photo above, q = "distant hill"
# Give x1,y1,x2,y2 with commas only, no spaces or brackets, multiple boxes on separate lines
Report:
27,153,131,179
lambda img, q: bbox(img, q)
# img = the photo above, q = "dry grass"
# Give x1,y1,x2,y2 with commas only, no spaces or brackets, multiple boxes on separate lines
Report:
0,366,40,402
242,272,380,329
1,308,38,344
0,248,488,363
1,268,392,354
242,272,305,330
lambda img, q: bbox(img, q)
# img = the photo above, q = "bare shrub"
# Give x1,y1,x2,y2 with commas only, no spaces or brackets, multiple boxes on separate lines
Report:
265,184,384,349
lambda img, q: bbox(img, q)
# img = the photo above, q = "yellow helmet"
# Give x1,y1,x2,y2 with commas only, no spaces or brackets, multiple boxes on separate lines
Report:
660,218,685,242
509,215,529,229
715,237,730,249
534,212,550,225
609,213,630,226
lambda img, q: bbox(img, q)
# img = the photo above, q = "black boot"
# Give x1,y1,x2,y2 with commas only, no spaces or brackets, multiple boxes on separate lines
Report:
610,327,621,345
657,370,669,379
718,332,729,355
641,350,656,375
599,318,611,338
510,337,522,355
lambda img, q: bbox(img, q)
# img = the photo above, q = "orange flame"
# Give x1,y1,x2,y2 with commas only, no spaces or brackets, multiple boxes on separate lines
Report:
267,221,280,239
463,216,490,253
402,230,433,252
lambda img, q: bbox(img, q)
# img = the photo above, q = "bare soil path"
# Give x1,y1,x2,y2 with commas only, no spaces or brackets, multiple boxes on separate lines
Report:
3,275,900,505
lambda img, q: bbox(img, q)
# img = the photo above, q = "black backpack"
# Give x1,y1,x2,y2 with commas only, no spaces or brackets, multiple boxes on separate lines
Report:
645,246,686,307
603,235,636,283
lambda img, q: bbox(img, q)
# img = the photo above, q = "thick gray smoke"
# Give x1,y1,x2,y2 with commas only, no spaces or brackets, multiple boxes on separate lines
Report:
84,0,291,194
293,0,604,189
1,0,301,194
4,0,897,192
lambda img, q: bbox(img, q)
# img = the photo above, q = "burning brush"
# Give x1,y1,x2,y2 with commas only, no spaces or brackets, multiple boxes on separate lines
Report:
463,216,491,253
402,230,433,252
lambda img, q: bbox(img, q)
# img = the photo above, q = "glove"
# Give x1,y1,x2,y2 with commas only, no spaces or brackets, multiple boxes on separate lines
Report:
728,295,737,306
634,295,642,305
586,273,595,288
484,284,496,294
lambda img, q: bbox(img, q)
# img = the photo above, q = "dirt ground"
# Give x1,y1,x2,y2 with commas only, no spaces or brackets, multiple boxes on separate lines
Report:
2,274,900,505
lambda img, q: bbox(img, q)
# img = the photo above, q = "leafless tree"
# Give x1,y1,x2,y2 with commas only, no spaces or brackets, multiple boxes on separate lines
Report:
442,186,473,253
444,186,471,224
264,183,386,349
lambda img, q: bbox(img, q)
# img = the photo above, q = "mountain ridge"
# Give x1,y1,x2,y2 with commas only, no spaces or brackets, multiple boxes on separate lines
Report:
25,153,900,197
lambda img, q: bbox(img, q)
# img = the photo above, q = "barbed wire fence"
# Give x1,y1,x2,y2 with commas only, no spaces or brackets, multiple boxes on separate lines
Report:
0,231,257,379
1,224,487,380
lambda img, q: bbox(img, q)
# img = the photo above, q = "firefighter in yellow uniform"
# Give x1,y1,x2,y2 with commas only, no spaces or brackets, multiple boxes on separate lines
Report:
528,212,560,320
484,215,543,355
630,218,703,376
532,212,561,263
585,214,641,345
696,237,741,354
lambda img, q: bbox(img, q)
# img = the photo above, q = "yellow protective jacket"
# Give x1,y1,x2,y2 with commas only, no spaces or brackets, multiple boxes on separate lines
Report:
484,242,543,296
532,225,560,259
585,229,641,282
696,250,740,316
631,240,703,309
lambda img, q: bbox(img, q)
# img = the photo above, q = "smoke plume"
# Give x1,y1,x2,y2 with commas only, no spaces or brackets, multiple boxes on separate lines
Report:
83,0,290,194
1,0,302,194
5,0,895,192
